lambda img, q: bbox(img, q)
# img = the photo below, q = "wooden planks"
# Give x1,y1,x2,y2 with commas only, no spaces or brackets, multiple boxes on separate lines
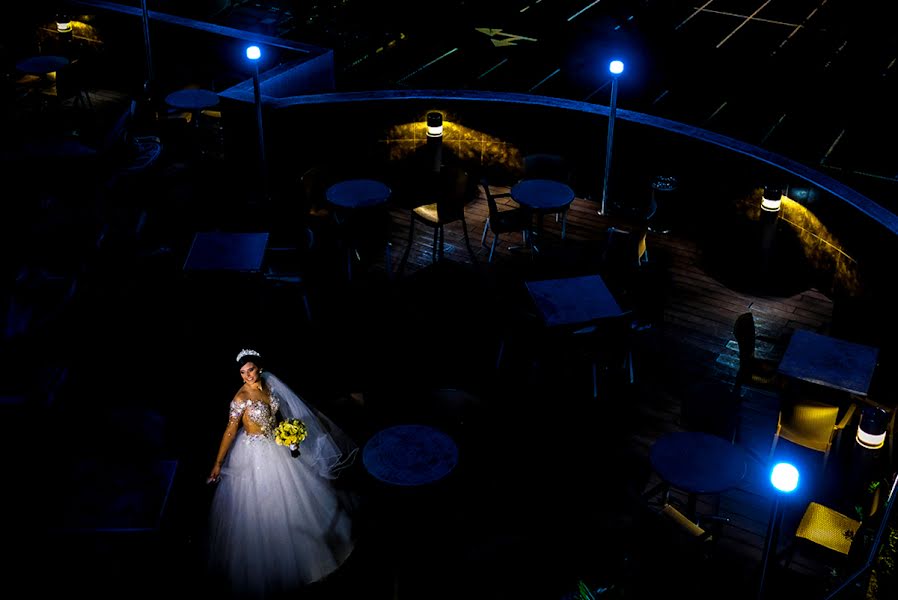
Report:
378,188,839,588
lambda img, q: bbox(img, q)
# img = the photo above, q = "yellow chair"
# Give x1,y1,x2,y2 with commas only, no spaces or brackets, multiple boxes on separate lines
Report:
769,400,856,470
783,483,884,569
795,502,861,556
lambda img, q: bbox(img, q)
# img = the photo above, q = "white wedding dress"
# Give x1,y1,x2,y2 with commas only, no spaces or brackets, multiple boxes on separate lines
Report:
207,372,358,598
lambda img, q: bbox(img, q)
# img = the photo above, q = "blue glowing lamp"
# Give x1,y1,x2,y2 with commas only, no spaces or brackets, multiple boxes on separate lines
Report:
609,60,624,76
770,462,799,493
246,45,261,61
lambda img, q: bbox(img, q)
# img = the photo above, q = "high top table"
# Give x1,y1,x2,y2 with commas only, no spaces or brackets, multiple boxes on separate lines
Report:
510,178,575,251
326,178,392,209
777,329,879,398
183,232,269,272
16,55,69,75
164,88,220,113
325,179,393,280
525,273,622,329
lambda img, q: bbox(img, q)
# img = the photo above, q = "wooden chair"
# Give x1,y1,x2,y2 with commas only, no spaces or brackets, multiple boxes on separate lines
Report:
398,166,478,274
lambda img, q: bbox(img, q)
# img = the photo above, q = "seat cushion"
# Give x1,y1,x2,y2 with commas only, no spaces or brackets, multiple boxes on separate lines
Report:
413,203,440,224
795,502,859,555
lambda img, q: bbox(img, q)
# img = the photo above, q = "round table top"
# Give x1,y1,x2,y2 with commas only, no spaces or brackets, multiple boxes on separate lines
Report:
511,179,575,211
16,55,69,75
326,179,392,209
164,89,220,111
362,424,458,486
650,431,747,495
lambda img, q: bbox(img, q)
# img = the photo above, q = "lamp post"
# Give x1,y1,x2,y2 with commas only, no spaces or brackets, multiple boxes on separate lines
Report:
759,185,783,280
141,0,154,94
600,59,624,216
426,111,443,173
56,14,73,57
247,45,269,203
758,462,799,600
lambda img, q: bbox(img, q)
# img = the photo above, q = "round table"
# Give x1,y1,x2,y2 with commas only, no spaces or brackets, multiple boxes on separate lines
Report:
510,179,575,212
510,179,575,249
650,431,747,496
164,89,220,111
16,55,69,75
362,424,458,486
326,179,392,209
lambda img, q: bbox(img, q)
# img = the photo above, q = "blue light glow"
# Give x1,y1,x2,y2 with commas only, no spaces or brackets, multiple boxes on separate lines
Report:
609,60,624,75
246,46,261,61
770,462,799,493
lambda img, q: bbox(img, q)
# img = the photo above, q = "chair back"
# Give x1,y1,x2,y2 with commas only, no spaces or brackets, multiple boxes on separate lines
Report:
480,180,526,224
777,401,841,453
602,226,648,269
481,180,501,218
523,153,570,183
734,312,757,363
99,101,135,156
435,166,475,223
680,381,741,442
300,166,331,209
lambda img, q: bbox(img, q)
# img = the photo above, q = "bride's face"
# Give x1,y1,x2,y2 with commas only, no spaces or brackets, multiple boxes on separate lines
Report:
240,362,261,385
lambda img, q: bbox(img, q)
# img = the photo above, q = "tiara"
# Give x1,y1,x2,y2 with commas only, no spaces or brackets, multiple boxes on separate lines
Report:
236,349,261,362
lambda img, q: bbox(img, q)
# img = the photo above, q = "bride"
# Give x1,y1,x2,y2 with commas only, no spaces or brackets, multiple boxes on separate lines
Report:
206,349,358,598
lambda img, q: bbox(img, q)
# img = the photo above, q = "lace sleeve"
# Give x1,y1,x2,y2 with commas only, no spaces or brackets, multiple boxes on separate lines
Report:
263,372,358,479
228,399,246,426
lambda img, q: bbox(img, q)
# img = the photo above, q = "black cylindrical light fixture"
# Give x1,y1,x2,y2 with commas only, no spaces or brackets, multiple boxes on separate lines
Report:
857,406,890,450
761,186,783,213
426,112,443,172
426,111,443,137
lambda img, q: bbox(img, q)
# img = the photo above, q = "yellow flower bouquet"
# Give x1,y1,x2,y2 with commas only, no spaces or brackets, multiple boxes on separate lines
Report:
274,418,308,457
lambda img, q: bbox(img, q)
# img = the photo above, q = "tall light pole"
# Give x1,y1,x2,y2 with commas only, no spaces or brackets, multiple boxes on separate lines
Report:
600,59,624,216
141,0,154,95
757,462,799,600
246,45,269,203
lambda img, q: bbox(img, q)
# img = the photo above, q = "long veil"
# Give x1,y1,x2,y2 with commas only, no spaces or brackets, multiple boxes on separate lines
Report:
263,371,358,479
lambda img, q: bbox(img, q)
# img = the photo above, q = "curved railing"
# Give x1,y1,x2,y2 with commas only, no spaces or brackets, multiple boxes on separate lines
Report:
229,88,898,237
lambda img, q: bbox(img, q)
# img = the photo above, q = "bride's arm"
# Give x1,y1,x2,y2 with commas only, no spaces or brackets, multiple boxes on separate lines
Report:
208,397,244,483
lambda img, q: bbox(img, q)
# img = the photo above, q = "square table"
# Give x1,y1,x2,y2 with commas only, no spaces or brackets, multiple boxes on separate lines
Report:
777,329,880,397
525,273,622,328
183,232,269,272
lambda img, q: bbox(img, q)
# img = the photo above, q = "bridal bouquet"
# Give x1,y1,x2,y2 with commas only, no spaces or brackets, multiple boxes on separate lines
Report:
274,418,308,457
